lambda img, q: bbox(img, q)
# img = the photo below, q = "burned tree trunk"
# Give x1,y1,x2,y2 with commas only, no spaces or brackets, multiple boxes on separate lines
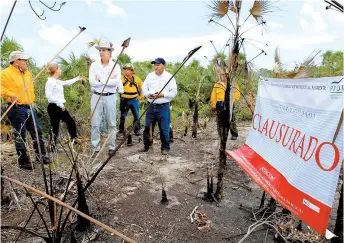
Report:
214,89,230,200
1,166,9,204
75,169,90,230
203,167,214,201
332,183,343,243
192,78,202,138
191,101,198,138
214,0,242,201
1,166,4,201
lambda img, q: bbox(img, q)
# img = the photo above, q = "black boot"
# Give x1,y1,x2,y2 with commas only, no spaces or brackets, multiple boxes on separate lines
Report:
36,154,52,165
18,153,33,170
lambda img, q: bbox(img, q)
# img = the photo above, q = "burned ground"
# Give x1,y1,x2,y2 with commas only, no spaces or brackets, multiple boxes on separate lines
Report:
0,121,340,243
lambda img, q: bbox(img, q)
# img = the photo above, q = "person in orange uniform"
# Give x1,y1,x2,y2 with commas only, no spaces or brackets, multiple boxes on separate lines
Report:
210,73,240,140
118,63,143,137
1,51,51,170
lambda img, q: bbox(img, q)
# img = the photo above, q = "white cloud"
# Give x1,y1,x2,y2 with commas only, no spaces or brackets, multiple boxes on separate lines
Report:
268,23,284,29
330,10,344,23
102,0,126,17
20,38,35,51
28,19,337,69
0,0,16,16
24,22,93,66
38,22,79,45
300,2,327,33
83,22,334,70
13,2,342,72
85,0,94,5
299,18,309,31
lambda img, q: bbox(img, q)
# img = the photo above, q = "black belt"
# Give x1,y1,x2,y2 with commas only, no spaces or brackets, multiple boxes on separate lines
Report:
93,91,115,96
123,92,138,95
8,103,30,108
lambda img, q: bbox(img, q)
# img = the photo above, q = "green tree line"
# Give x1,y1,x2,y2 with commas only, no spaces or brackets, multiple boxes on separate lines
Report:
1,36,343,138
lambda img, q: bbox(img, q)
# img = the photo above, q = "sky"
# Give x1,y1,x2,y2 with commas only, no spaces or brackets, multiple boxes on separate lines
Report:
1,0,343,71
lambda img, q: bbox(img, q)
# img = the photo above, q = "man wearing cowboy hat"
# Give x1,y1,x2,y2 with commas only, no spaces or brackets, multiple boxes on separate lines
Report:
1,51,51,169
141,57,177,155
89,41,124,157
118,63,143,138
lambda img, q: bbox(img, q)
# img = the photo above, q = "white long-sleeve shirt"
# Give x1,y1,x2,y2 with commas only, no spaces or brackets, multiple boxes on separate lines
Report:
45,77,79,108
142,70,177,104
89,60,123,94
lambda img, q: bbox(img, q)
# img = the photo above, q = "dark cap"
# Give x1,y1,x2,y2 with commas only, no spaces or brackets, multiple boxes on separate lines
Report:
151,57,166,65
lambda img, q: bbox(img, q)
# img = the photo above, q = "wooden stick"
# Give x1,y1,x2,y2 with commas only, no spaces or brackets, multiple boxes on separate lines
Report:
1,176,136,243
0,0,17,42
332,108,343,143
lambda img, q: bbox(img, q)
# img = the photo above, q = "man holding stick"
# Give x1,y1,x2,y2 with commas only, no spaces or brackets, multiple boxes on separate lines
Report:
141,58,177,155
1,51,51,169
89,41,123,157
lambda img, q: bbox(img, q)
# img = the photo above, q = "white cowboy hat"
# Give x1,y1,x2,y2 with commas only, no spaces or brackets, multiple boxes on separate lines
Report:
95,41,114,51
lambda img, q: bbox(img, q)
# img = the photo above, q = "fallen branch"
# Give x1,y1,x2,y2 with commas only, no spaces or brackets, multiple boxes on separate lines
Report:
59,181,76,200
158,223,175,243
1,225,50,242
223,228,266,240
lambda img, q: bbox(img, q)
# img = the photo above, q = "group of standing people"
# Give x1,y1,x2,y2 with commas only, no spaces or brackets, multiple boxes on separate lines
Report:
1,41,178,170
1,40,240,171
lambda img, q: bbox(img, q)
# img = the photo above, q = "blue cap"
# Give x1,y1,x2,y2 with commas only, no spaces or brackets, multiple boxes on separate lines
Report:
151,57,166,65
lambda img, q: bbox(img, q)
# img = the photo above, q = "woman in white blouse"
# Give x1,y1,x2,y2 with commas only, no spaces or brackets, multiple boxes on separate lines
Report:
45,63,81,151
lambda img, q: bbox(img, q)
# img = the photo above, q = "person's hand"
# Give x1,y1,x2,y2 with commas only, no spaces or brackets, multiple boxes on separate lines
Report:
10,96,18,103
79,76,86,84
154,92,164,98
61,106,65,112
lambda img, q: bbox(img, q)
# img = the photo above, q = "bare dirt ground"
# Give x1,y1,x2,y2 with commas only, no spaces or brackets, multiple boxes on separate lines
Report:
1,120,341,243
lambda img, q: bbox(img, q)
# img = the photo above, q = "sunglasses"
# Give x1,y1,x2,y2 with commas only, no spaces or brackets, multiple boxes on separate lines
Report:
99,49,110,52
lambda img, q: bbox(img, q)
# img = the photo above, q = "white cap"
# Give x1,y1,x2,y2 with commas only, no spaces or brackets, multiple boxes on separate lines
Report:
9,51,30,62
95,41,114,51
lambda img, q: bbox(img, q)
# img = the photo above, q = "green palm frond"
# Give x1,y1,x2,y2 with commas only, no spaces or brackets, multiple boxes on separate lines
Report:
87,39,101,48
1,37,23,67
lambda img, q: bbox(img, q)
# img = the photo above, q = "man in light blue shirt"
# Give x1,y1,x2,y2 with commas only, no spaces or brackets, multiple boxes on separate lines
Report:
141,58,177,155
89,41,123,157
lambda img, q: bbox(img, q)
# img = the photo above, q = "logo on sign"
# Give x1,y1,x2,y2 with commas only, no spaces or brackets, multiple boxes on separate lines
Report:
329,78,343,99
330,78,343,92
